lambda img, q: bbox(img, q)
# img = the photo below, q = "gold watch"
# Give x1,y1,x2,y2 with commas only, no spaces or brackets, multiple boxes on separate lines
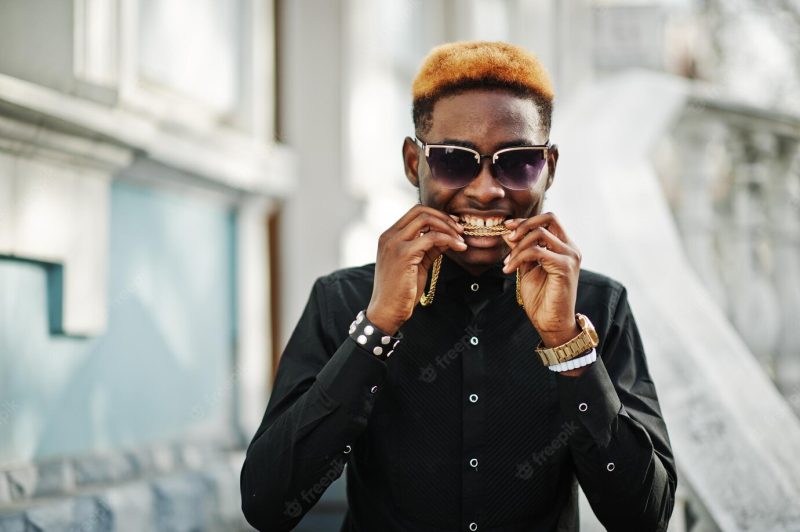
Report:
535,313,599,366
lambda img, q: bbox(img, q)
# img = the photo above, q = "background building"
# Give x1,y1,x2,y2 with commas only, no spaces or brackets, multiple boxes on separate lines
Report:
0,0,282,529
1,0,799,530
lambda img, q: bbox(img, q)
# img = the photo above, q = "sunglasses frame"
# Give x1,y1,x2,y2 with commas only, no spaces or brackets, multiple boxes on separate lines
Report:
413,137,554,190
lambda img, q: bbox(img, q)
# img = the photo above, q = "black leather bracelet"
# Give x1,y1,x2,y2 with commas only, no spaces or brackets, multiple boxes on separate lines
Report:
348,309,402,360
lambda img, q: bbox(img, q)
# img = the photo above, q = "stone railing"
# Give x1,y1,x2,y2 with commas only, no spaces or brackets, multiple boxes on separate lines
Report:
548,71,800,531
657,93,800,418
0,443,250,530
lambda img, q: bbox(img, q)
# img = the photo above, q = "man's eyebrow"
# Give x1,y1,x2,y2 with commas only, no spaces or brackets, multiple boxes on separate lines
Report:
435,138,539,151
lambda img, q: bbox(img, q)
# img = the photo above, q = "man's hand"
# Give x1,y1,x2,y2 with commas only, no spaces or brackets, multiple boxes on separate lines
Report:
501,212,582,349
366,204,466,335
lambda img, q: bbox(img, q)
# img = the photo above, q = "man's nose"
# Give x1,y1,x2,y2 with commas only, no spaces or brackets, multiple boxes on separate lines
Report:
463,157,505,202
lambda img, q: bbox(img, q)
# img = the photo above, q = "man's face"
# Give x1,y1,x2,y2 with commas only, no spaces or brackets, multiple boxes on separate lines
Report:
402,89,558,274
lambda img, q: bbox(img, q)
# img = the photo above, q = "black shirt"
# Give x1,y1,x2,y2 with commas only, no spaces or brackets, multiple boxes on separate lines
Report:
241,253,677,531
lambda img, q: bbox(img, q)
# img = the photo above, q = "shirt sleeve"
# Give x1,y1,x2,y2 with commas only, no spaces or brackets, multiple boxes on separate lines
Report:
240,278,388,532
555,285,678,532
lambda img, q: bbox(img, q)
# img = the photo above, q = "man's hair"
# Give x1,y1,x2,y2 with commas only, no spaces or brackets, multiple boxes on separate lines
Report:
412,41,554,136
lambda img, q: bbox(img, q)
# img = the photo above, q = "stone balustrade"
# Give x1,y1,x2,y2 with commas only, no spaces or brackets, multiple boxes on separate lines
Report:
659,95,800,417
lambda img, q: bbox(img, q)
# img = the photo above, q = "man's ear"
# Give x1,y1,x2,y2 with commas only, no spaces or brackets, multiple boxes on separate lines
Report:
544,144,559,190
402,136,420,188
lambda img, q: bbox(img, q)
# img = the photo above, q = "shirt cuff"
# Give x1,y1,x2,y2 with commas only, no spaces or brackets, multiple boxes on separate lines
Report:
315,335,389,414
555,356,622,448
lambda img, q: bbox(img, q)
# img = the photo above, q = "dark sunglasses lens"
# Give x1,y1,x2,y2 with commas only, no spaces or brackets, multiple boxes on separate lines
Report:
495,149,547,190
426,147,477,188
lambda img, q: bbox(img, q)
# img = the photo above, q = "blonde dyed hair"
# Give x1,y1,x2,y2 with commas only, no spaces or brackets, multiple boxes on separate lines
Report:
412,41,554,134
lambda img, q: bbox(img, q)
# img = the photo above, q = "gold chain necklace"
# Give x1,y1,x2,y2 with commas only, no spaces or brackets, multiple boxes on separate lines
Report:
419,224,524,308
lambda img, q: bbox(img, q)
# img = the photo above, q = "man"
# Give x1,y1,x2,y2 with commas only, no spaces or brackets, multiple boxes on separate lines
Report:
241,41,677,531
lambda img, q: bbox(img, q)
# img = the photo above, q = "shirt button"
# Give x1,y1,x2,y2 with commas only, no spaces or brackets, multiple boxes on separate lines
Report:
470,336,479,346
469,523,478,531
470,282,479,292
606,462,615,472
578,402,588,412
370,385,379,394
469,458,478,468
469,394,479,403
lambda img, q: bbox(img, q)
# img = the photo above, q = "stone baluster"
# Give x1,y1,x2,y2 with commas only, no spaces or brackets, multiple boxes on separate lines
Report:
772,141,800,415
672,113,730,311
719,129,782,373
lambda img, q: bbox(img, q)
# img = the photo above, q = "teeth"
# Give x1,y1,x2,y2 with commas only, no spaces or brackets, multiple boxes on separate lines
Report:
460,214,505,227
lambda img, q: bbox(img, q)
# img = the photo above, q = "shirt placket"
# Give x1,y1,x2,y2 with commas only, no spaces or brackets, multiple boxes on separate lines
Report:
461,277,488,532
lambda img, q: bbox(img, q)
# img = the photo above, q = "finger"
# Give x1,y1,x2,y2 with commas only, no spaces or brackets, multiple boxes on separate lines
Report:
405,231,467,264
538,213,574,247
419,241,449,273
501,232,517,251
506,214,558,240
504,227,576,274
507,212,572,246
399,213,463,242
385,202,427,233
510,226,578,260
422,207,465,233
506,212,581,261
502,245,570,274
390,204,463,236
419,232,456,268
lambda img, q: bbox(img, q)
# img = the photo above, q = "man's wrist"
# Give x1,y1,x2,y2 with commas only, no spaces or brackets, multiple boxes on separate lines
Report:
539,325,582,348
365,307,402,336
537,315,599,374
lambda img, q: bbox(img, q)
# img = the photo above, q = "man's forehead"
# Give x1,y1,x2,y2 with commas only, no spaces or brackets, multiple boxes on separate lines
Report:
427,91,547,145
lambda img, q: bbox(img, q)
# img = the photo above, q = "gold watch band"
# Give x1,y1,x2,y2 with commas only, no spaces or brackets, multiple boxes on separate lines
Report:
535,313,599,366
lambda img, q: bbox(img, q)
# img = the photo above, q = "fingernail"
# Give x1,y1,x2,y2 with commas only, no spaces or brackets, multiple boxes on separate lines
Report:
503,255,510,264
509,230,516,239
458,235,465,242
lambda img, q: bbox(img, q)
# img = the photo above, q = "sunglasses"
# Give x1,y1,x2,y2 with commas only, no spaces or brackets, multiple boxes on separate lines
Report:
414,137,553,190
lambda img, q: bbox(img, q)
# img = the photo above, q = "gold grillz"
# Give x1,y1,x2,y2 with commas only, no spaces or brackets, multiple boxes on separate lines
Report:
461,223,512,236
